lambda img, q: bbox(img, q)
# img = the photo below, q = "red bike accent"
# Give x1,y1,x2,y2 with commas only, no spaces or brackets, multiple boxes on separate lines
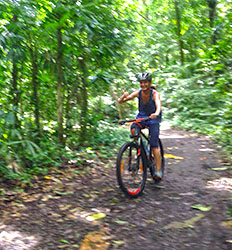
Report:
127,187,141,195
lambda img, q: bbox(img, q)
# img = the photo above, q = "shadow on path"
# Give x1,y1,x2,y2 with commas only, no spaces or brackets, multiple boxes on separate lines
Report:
0,126,232,250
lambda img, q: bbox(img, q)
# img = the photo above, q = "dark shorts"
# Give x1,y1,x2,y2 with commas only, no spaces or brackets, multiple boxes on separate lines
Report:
131,121,160,148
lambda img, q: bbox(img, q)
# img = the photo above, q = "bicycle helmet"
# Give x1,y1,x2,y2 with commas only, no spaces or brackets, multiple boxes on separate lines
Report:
137,72,152,82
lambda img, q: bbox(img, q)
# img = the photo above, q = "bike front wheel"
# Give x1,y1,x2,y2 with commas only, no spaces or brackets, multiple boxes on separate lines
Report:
116,142,147,198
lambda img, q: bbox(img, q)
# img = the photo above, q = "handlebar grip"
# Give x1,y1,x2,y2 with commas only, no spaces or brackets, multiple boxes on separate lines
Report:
112,120,126,125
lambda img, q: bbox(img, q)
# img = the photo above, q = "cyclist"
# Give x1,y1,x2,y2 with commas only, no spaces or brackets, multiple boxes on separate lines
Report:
118,72,162,180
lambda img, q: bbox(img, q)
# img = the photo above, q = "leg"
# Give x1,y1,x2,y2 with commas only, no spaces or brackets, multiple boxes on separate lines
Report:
130,123,142,140
152,147,162,172
149,123,162,179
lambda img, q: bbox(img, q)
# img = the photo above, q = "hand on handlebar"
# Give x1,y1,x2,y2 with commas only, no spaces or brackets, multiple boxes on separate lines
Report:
149,113,158,120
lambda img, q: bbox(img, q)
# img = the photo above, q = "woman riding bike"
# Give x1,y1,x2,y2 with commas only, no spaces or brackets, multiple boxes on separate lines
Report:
118,72,163,180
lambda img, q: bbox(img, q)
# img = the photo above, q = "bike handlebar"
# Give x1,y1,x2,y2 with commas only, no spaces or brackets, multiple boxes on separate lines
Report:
113,117,151,125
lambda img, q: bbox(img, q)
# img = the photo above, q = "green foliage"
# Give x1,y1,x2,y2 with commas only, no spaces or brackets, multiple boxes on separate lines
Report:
89,120,129,147
0,0,231,182
227,205,232,219
160,60,232,158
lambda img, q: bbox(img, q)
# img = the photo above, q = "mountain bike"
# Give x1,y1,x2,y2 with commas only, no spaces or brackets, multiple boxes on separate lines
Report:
113,117,165,198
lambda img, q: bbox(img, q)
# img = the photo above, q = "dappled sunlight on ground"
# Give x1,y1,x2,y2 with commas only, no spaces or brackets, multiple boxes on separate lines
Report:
199,148,215,152
160,134,186,139
160,121,188,139
160,121,171,131
0,224,39,250
206,177,232,193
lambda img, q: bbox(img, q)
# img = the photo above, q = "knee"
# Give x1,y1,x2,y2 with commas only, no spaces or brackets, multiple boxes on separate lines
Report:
152,147,160,153
131,128,136,135
130,124,140,136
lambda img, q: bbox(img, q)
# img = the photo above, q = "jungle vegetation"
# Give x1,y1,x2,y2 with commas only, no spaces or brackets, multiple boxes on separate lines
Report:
0,0,231,181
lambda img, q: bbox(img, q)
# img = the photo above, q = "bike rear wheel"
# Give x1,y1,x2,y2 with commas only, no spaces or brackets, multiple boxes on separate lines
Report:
150,138,165,183
116,141,147,198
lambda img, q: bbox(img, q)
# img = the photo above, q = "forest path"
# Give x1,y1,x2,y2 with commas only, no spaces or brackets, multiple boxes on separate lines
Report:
0,126,232,250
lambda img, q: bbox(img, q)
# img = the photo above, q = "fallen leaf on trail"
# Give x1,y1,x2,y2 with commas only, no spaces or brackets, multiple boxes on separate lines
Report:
11,212,22,217
221,221,232,228
191,204,212,212
111,198,119,205
86,212,106,221
50,212,62,218
226,240,232,243
179,192,197,196
91,190,100,194
113,240,125,245
41,194,54,202
66,214,77,220
155,185,165,189
23,196,39,202
44,176,51,179
60,239,69,244
210,167,231,171
167,147,179,150
70,207,81,213
164,213,204,230
200,157,207,160
72,244,80,248
164,154,184,160
57,219,64,223
114,220,128,225
79,230,109,250
166,196,181,200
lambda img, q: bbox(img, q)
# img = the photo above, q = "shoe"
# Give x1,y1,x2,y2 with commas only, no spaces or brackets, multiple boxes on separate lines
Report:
154,170,162,180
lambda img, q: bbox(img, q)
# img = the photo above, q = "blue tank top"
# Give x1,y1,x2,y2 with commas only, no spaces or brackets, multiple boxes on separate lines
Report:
136,89,162,124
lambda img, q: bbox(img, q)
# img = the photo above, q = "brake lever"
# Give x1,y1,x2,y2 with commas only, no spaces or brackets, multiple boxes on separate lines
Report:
143,117,151,122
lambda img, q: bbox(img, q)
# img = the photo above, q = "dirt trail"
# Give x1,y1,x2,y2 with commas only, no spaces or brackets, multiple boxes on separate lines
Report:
0,126,232,250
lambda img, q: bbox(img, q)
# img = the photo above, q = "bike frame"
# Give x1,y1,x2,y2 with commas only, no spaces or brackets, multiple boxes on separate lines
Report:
138,131,151,170
114,117,165,197
114,117,152,170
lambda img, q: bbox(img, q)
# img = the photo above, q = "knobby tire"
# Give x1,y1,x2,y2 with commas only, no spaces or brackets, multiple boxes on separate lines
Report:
116,141,147,198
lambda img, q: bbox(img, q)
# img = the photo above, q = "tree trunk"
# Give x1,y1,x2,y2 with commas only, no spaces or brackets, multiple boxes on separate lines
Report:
109,85,123,119
78,57,88,145
65,80,75,139
29,45,41,134
11,15,20,129
207,0,217,44
174,0,184,65
12,51,20,129
57,27,64,145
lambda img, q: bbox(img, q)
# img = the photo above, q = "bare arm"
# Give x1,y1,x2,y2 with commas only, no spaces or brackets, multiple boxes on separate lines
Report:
149,90,161,119
118,89,139,104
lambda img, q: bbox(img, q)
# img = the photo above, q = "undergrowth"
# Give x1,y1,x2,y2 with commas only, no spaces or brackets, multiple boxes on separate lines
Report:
160,61,232,162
